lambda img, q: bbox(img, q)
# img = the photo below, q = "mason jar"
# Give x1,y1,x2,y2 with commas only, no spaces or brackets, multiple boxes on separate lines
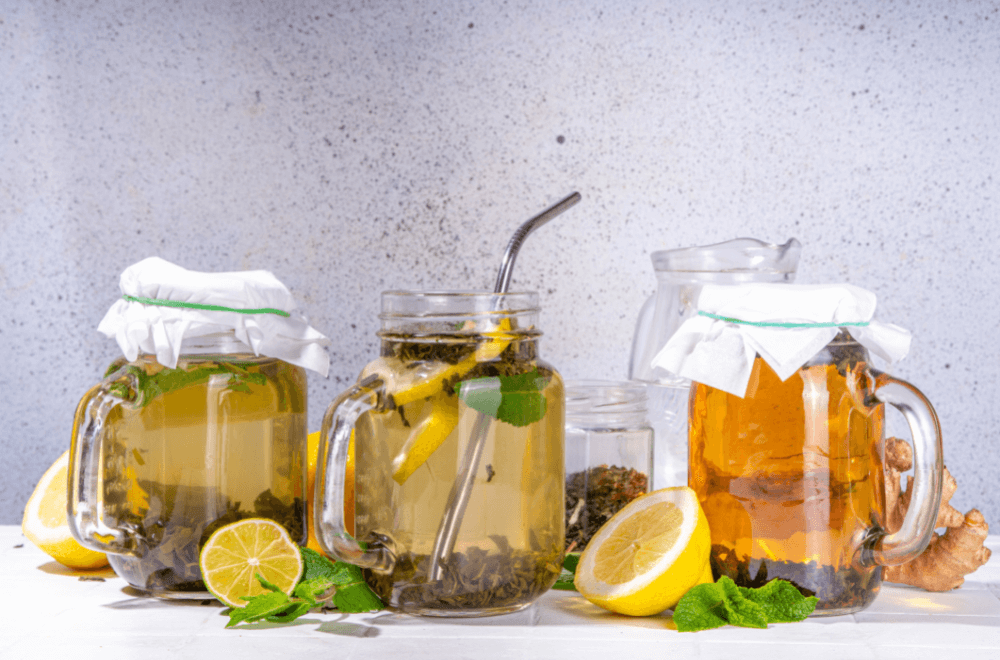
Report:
316,291,565,616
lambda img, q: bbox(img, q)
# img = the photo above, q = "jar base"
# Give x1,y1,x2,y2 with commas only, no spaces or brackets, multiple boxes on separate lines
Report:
392,599,536,618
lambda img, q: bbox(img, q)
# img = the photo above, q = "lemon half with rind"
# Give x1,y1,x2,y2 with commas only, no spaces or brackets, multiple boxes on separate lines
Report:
575,487,712,616
22,450,109,570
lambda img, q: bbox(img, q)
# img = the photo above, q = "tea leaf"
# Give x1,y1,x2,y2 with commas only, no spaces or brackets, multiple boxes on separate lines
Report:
673,577,817,632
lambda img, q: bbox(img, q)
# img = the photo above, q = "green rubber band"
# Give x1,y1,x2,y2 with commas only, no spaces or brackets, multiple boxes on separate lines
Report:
697,310,870,329
122,294,291,318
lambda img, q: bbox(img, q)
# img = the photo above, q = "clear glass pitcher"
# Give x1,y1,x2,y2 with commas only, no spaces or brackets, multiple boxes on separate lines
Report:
688,333,943,615
628,237,802,488
68,332,307,597
315,291,565,617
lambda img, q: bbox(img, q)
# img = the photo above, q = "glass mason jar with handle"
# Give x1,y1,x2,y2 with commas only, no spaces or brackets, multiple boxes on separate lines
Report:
315,291,565,617
689,333,943,614
659,282,942,616
67,257,329,598
69,333,308,597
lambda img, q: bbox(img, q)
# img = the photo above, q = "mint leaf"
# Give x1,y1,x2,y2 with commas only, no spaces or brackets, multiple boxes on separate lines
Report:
674,577,817,632
718,577,768,629
454,369,550,427
334,582,385,613
673,581,730,632
739,579,819,623
552,552,581,591
227,590,294,627
299,547,383,613
454,377,503,418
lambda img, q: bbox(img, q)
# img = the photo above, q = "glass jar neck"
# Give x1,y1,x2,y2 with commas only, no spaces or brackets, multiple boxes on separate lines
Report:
377,290,541,339
565,381,649,429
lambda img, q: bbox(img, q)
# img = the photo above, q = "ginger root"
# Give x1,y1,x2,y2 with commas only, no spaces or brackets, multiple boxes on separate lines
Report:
882,437,992,591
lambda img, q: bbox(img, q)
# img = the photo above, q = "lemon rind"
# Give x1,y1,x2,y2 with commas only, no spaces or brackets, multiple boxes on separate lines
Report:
575,487,701,599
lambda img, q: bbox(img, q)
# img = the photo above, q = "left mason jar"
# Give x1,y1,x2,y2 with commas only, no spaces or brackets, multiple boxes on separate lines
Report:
68,257,330,598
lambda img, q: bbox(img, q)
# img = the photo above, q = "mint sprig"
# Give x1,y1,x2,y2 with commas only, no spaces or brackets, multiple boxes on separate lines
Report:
455,369,550,427
105,362,267,407
673,576,818,632
225,548,383,628
552,552,580,591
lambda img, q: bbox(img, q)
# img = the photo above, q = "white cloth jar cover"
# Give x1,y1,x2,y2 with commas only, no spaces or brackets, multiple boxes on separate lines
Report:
98,257,331,376
651,283,911,397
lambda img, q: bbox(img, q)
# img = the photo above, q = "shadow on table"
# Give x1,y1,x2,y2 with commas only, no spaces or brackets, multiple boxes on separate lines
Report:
103,587,224,610
36,561,117,580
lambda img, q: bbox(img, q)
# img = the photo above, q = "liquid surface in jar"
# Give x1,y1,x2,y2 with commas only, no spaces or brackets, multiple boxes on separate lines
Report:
688,357,885,613
100,357,306,593
357,335,565,615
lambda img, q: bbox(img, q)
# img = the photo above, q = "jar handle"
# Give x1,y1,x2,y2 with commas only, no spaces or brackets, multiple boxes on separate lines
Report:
67,366,143,557
315,374,396,573
866,373,944,567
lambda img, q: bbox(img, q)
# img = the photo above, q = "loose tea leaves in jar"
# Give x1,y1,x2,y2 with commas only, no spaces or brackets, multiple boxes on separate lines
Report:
565,465,648,551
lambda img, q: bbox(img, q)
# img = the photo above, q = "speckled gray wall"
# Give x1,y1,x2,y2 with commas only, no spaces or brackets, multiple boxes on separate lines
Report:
2,0,998,529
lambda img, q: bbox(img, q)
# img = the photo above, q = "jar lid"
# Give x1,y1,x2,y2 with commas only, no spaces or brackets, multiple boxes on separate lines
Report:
97,257,331,375
651,283,911,397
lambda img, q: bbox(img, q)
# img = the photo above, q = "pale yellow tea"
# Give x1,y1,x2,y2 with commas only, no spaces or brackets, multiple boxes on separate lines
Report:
98,356,306,594
357,336,565,614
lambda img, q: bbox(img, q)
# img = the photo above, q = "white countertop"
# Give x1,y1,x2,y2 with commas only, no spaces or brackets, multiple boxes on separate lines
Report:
4,525,1000,660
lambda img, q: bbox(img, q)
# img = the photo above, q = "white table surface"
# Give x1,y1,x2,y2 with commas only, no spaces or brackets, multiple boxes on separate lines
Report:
4,526,1000,660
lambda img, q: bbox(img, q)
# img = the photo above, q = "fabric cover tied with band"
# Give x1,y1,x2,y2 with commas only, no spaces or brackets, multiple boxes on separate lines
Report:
98,256,331,376
651,283,911,398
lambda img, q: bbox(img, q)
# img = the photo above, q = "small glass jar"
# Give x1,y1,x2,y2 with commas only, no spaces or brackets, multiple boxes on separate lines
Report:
564,380,653,553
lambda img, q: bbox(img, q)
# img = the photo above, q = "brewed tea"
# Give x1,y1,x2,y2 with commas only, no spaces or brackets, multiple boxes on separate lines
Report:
99,356,306,594
354,334,564,614
689,353,886,613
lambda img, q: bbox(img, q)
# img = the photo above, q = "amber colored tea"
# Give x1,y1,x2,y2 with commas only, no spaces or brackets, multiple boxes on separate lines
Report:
354,337,564,615
98,356,306,594
689,355,886,613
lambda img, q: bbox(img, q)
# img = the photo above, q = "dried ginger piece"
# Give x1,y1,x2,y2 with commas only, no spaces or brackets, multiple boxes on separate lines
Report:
882,437,992,591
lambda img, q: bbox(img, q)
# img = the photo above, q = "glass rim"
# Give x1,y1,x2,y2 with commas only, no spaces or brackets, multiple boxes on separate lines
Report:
379,290,540,320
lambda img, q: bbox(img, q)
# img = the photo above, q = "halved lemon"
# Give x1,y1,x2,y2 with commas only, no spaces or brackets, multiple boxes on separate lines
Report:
22,450,109,570
199,518,304,608
305,430,355,552
574,487,713,616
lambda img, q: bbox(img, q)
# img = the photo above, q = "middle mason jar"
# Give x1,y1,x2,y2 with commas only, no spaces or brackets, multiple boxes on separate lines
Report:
316,291,565,617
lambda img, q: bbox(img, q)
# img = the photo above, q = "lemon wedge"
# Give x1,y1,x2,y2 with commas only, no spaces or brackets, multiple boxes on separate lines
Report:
359,319,513,484
391,397,459,484
22,450,109,570
199,518,304,608
574,487,713,616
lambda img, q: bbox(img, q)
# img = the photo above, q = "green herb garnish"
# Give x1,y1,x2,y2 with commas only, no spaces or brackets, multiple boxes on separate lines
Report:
552,552,580,591
673,576,818,632
455,369,550,427
105,363,266,407
225,547,383,628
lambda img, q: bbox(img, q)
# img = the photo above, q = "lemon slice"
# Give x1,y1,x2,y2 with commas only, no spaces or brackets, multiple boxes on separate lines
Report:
391,398,459,484
362,319,515,407
200,518,304,608
305,430,355,551
22,450,109,570
574,487,713,616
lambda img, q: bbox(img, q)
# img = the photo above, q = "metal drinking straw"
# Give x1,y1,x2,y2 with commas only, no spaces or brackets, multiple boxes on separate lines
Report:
428,191,581,581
